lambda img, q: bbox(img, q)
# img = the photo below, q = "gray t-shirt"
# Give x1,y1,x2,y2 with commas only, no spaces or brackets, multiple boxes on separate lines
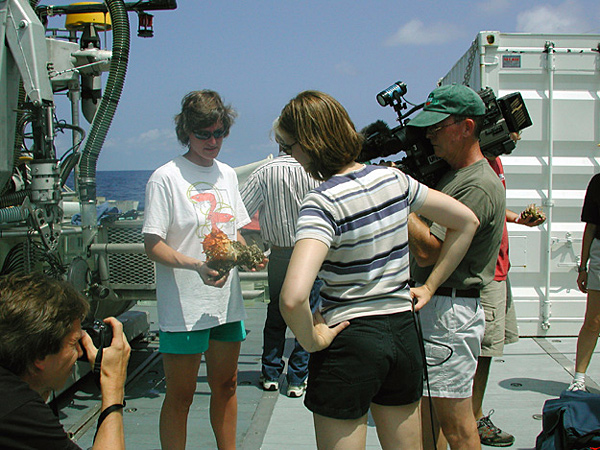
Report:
411,158,505,290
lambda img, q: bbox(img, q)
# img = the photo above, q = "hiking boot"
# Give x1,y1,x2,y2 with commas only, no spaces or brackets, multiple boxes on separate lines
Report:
567,379,587,392
286,380,307,398
477,410,515,447
259,375,279,391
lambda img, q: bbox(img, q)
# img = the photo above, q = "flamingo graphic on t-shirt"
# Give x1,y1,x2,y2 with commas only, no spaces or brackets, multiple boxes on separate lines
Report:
190,192,234,231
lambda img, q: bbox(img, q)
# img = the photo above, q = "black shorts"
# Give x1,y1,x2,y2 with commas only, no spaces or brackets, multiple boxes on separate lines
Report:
304,311,423,420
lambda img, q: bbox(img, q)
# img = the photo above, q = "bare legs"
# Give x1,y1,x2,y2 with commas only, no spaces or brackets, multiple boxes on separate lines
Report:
313,413,368,450
371,401,422,449
471,356,492,420
425,361,491,449
421,398,448,450
421,396,481,450
159,341,241,450
205,341,241,449
575,290,600,374
313,401,422,450
160,353,202,449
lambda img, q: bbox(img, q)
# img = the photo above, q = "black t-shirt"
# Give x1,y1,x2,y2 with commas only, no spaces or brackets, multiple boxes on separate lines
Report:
0,366,80,450
582,173,600,239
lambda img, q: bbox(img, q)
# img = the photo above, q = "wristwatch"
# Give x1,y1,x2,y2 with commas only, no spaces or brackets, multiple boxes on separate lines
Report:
578,265,588,273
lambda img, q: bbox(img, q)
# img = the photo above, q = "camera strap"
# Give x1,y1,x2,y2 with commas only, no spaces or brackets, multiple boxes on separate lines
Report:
92,345,104,389
93,401,126,442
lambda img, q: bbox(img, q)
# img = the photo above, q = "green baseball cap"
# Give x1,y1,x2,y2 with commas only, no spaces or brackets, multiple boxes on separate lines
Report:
408,84,486,128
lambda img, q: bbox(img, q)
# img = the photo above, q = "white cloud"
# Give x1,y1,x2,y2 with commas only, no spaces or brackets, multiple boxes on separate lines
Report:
384,19,461,46
516,1,588,33
137,128,174,144
334,61,359,77
103,128,174,149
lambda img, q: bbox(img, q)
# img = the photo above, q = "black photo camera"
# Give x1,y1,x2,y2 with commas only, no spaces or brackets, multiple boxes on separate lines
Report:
78,318,113,361
357,81,533,187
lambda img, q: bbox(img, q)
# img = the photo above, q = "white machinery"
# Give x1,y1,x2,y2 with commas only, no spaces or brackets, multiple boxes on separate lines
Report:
0,0,175,327
441,31,600,336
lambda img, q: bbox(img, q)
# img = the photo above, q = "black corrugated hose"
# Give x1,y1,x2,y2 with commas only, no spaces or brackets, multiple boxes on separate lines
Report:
78,0,130,203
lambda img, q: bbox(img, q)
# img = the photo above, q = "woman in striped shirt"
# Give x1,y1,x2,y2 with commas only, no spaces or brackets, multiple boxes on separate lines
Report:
278,90,479,449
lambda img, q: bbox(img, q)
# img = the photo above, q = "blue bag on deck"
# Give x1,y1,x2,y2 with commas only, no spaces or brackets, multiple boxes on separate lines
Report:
70,202,120,225
536,390,600,449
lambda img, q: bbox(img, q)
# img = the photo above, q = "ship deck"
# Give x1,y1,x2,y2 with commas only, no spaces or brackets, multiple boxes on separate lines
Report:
56,298,599,449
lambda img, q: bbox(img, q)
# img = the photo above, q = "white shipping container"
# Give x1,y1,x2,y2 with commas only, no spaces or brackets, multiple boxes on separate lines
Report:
441,31,600,336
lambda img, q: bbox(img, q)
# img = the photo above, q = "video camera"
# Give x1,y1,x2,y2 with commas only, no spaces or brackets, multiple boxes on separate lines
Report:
357,81,533,187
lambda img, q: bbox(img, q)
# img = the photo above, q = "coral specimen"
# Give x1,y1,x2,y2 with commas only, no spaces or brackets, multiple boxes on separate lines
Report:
202,228,264,276
520,203,546,222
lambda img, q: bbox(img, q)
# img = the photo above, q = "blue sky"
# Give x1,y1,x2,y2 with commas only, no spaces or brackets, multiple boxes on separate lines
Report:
49,0,600,171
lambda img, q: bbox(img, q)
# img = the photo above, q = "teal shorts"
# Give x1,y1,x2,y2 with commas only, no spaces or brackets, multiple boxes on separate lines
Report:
159,321,246,354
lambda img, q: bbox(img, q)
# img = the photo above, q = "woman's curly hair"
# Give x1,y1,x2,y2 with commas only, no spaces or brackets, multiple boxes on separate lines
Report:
175,90,237,146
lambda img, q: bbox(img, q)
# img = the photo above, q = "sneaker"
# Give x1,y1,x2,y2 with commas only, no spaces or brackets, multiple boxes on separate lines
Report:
286,380,307,398
259,375,279,392
477,410,515,447
567,379,587,392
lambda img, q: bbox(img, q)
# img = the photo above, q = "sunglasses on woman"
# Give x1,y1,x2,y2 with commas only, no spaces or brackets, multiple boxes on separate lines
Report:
193,129,227,140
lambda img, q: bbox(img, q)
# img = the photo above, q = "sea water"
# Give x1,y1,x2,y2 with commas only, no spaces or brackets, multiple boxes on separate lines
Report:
96,170,152,210
66,170,152,211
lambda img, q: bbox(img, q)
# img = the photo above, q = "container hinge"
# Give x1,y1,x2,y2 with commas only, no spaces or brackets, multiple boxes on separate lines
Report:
551,232,582,248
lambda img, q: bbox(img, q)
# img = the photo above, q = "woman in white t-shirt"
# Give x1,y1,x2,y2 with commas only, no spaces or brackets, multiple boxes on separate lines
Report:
143,90,257,449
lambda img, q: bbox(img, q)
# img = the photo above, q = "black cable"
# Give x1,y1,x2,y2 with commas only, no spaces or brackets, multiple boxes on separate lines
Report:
0,244,26,275
59,151,82,187
410,293,459,449
410,298,438,449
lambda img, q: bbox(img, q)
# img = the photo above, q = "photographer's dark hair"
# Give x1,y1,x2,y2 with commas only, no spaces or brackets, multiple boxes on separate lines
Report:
277,90,364,181
0,272,89,376
175,90,238,147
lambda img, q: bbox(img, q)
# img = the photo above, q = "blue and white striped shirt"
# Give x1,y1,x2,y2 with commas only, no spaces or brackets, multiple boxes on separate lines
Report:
240,155,320,247
296,164,428,325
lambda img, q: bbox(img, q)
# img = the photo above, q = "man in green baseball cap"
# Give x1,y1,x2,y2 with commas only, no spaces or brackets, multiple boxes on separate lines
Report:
408,84,486,169
408,84,506,449
408,84,486,128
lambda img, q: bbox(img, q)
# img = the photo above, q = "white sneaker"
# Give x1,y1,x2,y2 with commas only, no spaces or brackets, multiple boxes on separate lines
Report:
259,375,279,391
286,380,307,398
567,379,587,392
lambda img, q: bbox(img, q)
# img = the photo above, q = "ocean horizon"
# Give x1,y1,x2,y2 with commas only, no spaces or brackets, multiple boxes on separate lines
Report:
66,170,152,210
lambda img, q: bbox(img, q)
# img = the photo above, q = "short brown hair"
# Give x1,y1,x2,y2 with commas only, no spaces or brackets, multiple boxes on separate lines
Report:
276,91,364,181
174,90,237,146
0,272,89,376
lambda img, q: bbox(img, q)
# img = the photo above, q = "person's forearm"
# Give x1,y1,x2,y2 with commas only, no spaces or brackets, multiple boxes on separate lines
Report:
506,208,519,223
408,213,442,267
280,293,319,352
412,189,479,291
92,408,125,450
90,317,129,450
422,225,476,293
279,239,329,352
94,379,126,449
144,235,201,271
580,223,596,269
100,381,125,405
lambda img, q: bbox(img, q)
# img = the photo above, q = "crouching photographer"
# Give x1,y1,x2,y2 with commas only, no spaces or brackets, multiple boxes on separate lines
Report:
0,272,131,449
